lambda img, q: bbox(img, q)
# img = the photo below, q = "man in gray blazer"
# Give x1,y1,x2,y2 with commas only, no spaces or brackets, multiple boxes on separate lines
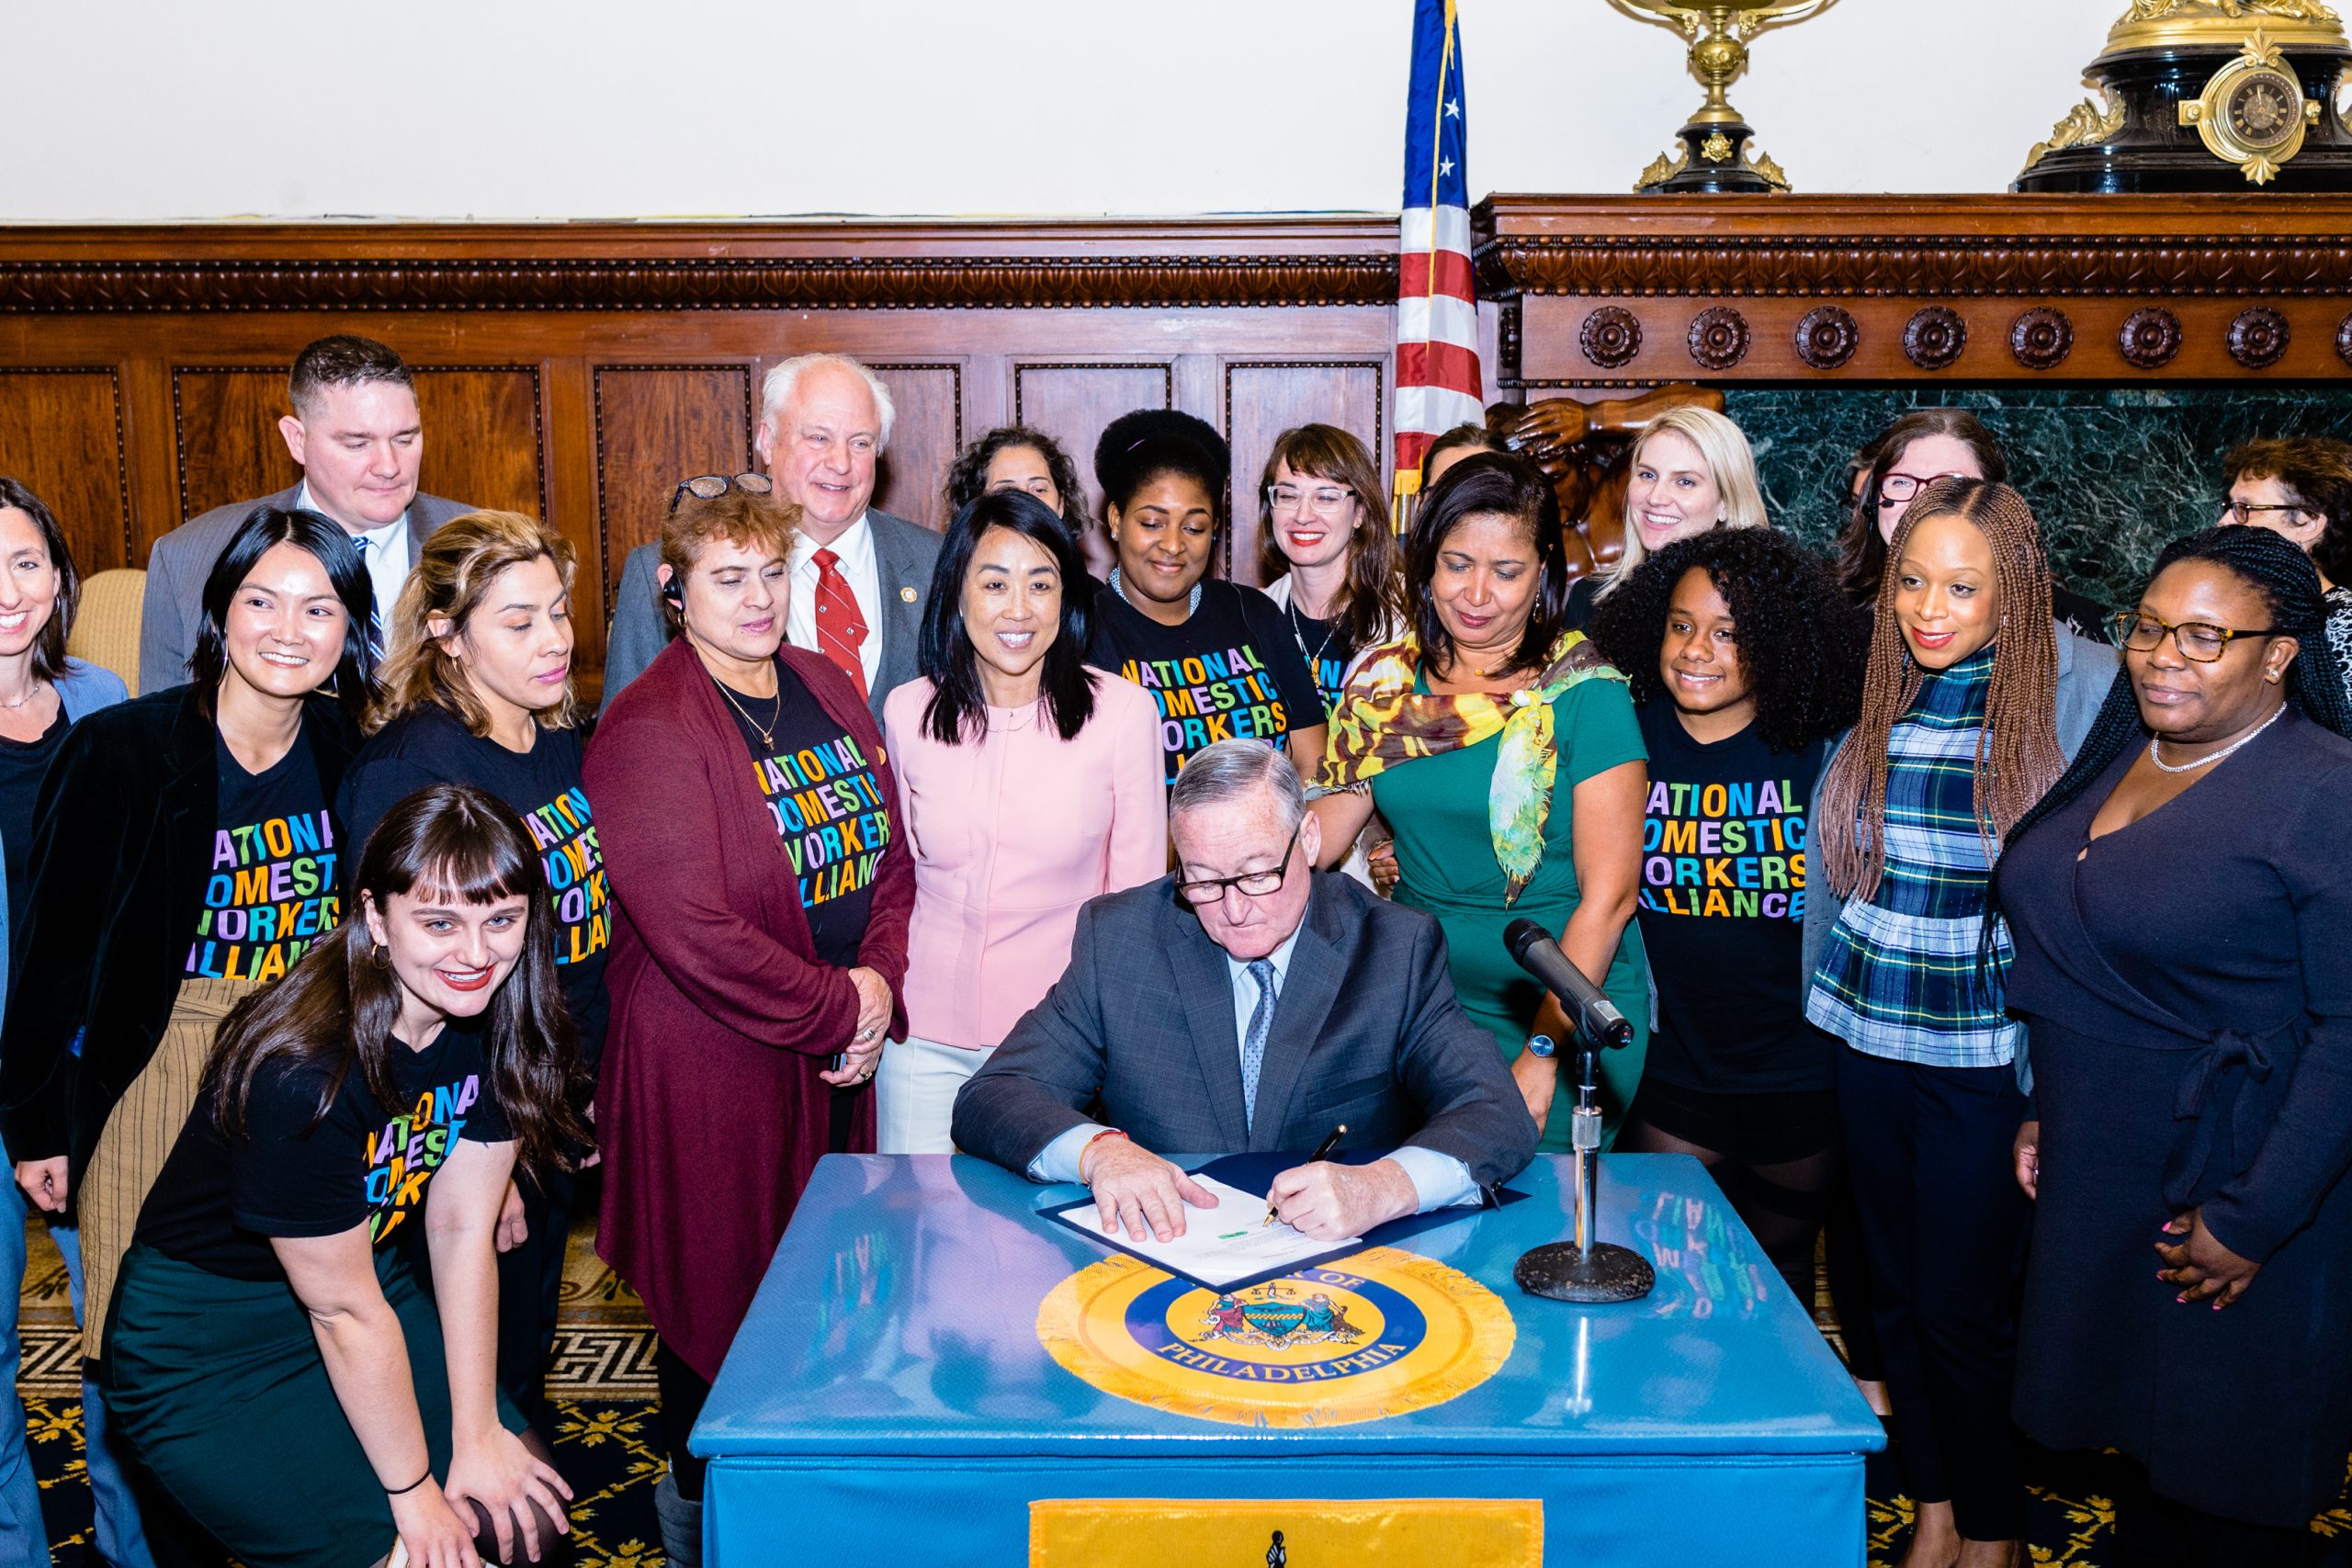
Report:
139,334,469,694
603,353,940,723
954,741,1538,1243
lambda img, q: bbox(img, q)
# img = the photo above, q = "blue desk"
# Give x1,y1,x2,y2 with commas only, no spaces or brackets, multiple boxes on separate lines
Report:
696,1153,1883,1566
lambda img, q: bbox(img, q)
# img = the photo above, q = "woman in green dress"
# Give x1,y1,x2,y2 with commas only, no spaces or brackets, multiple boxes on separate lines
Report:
1310,452,1649,1148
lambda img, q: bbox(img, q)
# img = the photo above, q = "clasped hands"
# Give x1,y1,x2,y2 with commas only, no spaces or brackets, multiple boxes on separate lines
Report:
819,965,892,1088
1080,1137,1417,1243
2013,1119,2260,1310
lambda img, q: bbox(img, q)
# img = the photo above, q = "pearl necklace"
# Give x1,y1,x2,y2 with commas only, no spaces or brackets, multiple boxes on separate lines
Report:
2147,702,2286,774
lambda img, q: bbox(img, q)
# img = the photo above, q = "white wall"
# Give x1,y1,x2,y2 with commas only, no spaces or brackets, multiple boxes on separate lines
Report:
7,0,2122,220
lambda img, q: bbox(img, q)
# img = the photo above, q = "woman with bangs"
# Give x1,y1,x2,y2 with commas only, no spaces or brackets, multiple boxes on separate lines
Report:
107,784,586,1568
342,510,605,1431
584,479,912,1564
1256,423,1408,714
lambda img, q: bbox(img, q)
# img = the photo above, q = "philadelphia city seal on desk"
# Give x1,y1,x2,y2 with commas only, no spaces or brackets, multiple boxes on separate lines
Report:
1035,1246,1515,1427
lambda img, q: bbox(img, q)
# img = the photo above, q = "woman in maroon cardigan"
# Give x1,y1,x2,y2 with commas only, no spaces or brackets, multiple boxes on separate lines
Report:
583,478,911,1564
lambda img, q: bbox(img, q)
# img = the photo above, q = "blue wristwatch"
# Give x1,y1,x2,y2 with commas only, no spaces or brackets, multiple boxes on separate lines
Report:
1525,1032,1557,1059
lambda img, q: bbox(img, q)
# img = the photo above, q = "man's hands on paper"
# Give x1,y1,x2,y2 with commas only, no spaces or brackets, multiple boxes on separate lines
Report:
1266,1157,1417,1241
1086,1139,1216,1241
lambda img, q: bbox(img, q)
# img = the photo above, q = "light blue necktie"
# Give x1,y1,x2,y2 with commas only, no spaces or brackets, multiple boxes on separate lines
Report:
1240,958,1276,1131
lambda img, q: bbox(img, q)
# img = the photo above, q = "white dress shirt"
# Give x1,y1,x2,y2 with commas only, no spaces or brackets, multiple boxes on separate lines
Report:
786,512,882,692
1027,922,1478,1210
298,481,410,625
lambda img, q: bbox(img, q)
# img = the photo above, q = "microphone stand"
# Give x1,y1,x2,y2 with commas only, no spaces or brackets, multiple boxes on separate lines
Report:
1502,919,1655,1304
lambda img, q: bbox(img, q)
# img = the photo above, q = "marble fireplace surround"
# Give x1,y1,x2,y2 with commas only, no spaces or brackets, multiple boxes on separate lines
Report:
1476,194,2352,608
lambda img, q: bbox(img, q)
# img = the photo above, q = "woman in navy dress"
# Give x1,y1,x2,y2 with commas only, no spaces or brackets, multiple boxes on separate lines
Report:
1998,526,2352,1566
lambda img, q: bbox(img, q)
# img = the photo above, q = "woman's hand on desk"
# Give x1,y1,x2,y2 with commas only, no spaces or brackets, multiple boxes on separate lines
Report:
1267,1158,1417,1241
1086,1140,1216,1242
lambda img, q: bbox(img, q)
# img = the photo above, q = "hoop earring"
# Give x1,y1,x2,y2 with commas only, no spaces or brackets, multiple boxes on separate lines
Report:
371,942,392,971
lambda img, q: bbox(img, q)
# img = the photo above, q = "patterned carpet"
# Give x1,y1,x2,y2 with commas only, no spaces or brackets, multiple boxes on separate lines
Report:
13,1214,2350,1566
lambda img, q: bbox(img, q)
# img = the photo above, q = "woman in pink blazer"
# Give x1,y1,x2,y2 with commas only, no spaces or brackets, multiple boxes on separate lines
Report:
880,491,1165,1152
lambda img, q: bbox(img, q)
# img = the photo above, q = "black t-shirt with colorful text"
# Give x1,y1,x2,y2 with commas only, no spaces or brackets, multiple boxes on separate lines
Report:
338,707,610,1066
720,664,891,968
1633,703,1833,1094
186,734,336,984
1086,580,1323,787
133,1011,513,1282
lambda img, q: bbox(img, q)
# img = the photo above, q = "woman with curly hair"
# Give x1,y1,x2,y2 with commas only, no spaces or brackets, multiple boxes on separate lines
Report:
2001,527,2352,1564
1802,478,2116,1568
1589,528,1865,1305
942,425,1091,550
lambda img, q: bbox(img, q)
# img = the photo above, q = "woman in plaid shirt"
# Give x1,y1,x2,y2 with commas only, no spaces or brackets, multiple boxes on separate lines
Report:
1800,479,2117,1568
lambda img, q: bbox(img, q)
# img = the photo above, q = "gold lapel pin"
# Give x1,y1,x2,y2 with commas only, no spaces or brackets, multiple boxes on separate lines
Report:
899,586,918,603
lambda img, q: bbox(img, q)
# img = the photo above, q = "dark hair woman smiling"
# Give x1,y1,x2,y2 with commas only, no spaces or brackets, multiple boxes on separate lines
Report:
1083,409,1326,789
109,784,585,1568
1313,451,1651,1150
2,504,371,1387
1802,478,2116,1568
1589,528,1865,1306
2001,526,2352,1565
878,491,1162,1153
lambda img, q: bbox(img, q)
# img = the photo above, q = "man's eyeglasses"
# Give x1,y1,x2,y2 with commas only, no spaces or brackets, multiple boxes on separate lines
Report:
1174,821,1303,906
672,472,773,511
1877,471,1969,508
2113,610,2278,663
1265,484,1356,517
2222,501,2312,526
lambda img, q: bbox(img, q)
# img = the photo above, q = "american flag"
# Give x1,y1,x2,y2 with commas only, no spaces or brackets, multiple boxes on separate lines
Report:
1393,0,1483,511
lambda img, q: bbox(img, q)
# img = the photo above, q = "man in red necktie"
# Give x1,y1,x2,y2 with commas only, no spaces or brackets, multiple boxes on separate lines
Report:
603,353,943,719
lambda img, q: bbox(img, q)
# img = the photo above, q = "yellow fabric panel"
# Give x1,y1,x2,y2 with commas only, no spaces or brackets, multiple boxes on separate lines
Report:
1031,1497,1542,1568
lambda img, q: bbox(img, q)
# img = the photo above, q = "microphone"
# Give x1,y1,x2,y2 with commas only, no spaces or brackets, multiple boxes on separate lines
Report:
1503,918,1633,1051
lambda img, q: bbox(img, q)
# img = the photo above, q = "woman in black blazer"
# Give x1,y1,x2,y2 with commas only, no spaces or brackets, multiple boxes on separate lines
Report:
0,504,371,1368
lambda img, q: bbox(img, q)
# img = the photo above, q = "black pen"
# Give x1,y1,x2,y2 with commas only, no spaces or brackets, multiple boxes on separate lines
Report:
1265,1123,1348,1227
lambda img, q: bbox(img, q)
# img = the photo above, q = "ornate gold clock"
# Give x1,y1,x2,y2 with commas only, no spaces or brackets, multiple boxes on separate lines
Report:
2179,30,2324,181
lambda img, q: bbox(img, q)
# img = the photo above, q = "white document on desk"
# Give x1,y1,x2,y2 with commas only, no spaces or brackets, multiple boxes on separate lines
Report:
1057,1175,1361,1289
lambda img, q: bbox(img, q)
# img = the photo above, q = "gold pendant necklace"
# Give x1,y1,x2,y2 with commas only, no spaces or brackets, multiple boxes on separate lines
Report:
717,677,782,750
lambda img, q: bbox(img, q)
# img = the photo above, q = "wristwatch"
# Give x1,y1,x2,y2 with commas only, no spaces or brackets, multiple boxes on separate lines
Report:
1524,1032,1557,1059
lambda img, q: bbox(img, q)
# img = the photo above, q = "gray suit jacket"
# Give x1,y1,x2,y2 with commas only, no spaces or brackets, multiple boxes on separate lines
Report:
138,484,470,694
952,871,1540,1190
601,508,941,723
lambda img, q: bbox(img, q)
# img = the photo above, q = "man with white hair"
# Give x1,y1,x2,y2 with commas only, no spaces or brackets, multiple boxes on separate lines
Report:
602,353,941,719
955,740,1537,1242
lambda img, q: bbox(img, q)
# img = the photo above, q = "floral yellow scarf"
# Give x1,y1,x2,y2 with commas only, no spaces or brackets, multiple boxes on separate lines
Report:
1317,629,1626,905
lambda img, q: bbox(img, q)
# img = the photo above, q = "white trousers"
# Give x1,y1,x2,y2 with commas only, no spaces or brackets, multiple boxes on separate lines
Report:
875,1033,994,1154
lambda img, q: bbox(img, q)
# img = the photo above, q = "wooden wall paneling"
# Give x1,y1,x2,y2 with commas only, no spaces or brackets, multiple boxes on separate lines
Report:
119,358,182,567
410,366,546,520
541,359,603,686
172,366,295,525
0,367,131,572
866,362,964,530
590,364,756,623
1221,360,1386,587
1011,359,1176,524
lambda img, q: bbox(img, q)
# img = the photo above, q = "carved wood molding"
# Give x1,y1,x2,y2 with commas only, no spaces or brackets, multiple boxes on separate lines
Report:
0,220,1400,314
1475,195,2352,299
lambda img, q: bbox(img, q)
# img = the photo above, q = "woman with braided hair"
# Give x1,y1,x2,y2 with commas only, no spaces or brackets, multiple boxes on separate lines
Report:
1999,526,2352,1565
1800,477,2117,1568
